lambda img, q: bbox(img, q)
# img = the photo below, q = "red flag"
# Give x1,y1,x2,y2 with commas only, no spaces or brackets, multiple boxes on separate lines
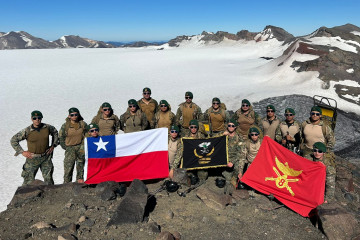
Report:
241,136,326,217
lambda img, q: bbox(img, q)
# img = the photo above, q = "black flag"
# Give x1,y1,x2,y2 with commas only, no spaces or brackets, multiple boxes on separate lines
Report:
180,135,228,170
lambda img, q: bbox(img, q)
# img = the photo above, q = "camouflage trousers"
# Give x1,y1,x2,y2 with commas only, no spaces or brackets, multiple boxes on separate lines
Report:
21,154,54,186
222,162,240,195
63,144,85,183
325,165,336,201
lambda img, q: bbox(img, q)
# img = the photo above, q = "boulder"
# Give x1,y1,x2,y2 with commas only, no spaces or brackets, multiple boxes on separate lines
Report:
156,231,175,240
196,187,231,210
9,185,44,208
107,179,148,225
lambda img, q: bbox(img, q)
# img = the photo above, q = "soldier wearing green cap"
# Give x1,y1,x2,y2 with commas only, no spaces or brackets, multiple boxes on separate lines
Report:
312,142,336,202
241,127,262,174
175,91,202,136
259,105,280,140
168,125,181,178
91,102,120,136
231,99,261,138
59,108,87,183
275,108,301,152
300,106,335,160
203,97,230,137
120,99,148,133
10,110,59,185
137,87,158,129
221,119,245,195
153,100,176,130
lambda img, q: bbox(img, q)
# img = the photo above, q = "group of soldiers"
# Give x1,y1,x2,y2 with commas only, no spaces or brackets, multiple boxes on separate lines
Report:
10,87,336,202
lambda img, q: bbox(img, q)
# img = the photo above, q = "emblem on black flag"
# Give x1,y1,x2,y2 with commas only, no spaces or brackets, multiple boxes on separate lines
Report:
194,142,215,164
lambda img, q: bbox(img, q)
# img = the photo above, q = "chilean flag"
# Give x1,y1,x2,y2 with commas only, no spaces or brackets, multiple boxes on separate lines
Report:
85,128,169,184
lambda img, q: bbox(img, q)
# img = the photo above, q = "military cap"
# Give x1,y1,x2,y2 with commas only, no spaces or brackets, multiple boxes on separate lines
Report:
249,127,260,134
212,97,221,103
242,99,251,106
189,119,199,127
128,99,138,106
68,107,79,114
228,119,238,127
185,91,193,98
285,108,296,115
170,125,180,132
313,142,326,153
87,123,99,131
102,102,112,109
143,87,151,93
31,110,43,118
311,106,322,114
266,105,276,112
159,100,169,106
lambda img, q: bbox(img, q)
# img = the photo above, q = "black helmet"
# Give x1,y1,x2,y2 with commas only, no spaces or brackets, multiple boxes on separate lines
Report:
215,178,226,188
190,175,199,185
165,180,179,193
118,183,127,197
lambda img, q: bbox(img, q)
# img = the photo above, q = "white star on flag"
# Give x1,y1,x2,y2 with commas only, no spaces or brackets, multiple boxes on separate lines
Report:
93,137,109,152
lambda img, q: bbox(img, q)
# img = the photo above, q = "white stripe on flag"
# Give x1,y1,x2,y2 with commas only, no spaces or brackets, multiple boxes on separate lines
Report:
115,128,168,157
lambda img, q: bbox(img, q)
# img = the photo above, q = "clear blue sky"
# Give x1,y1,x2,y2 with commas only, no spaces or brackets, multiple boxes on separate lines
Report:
1,0,359,42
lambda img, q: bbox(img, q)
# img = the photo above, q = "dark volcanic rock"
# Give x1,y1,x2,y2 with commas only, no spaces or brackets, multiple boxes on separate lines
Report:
9,185,44,208
107,179,148,225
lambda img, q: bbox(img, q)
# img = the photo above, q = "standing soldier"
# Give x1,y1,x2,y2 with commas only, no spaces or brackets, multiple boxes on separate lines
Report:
120,99,148,133
175,91,202,136
10,110,59,185
301,106,335,160
275,108,301,152
260,105,280,140
138,87,158,129
203,97,230,137
232,99,261,139
222,119,245,195
91,102,120,136
168,125,181,174
59,107,87,183
312,142,336,202
153,100,176,130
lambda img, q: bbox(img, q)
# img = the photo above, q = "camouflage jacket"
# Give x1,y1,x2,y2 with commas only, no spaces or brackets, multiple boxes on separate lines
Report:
10,123,59,156
153,110,176,129
300,119,335,150
59,119,88,150
171,131,206,169
227,133,245,165
91,113,120,135
175,102,202,127
241,138,263,170
120,109,148,133
137,98,158,127
275,120,301,151
259,116,281,140
203,106,230,131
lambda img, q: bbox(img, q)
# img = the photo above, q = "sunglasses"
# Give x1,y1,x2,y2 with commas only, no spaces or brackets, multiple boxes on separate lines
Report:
228,124,236,128
185,97,192,99
89,129,99,133
32,117,42,120
129,105,136,108
170,130,178,133
103,108,111,112
242,104,249,107
189,126,198,129
267,110,274,113
143,92,151,95
70,113,78,117
313,149,323,153
250,133,259,136
212,102,220,105
160,104,167,107
311,112,321,116
285,113,293,116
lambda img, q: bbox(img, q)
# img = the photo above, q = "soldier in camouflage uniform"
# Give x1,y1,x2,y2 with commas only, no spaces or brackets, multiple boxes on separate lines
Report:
312,142,336,202
221,119,245,195
300,106,335,160
241,127,262,174
168,125,181,179
175,91,202,137
153,100,176,130
138,87,158,129
120,99,148,133
91,102,120,136
10,110,59,185
275,108,301,152
59,107,87,183
259,105,280,140
203,97,230,137
170,119,207,181
231,99,261,139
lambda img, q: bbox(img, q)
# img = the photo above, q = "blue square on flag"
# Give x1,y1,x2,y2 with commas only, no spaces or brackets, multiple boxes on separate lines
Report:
87,135,116,158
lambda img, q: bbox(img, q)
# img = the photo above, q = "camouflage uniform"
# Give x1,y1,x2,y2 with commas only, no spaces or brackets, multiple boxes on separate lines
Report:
241,138,263,172
138,98,158,129
120,109,148,133
275,120,301,152
260,116,281,140
153,107,176,130
231,106,261,138
203,105,230,136
10,124,59,185
59,119,87,183
300,119,335,160
168,136,181,169
91,111,120,136
313,154,336,201
175,102,202,137
222,133,245,194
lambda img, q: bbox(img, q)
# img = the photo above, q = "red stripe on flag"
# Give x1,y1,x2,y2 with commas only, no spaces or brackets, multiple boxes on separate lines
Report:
85,151,169,184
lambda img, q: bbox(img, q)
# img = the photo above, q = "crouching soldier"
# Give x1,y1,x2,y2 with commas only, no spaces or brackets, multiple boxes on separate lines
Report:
59,107,87,183
222,119,245,195
10,110,59,185
275,108,301,152
312,142,336,202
